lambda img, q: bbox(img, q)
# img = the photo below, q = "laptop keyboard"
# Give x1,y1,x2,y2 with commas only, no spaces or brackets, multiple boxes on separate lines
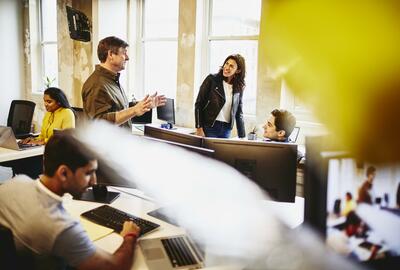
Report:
81,205,160,236
161,236,198,267
17,141,39,149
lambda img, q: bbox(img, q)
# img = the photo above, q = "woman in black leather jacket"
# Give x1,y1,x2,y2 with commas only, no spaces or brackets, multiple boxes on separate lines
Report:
194,54,246,138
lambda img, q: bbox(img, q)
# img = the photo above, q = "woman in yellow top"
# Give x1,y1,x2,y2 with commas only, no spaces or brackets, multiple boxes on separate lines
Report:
24,87,75,145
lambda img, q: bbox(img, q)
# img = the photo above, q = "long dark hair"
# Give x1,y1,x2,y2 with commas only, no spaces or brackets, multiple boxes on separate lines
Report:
218,54,246,93
44,87,71,109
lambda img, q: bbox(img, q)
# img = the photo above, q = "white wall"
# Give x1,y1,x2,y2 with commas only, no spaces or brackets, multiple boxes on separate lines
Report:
0,0,24,125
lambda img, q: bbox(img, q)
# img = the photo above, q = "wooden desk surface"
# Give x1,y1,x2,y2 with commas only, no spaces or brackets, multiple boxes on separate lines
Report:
0,146,44,163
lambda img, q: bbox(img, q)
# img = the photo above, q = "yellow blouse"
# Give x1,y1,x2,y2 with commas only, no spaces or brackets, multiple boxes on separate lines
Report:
38,107,75,143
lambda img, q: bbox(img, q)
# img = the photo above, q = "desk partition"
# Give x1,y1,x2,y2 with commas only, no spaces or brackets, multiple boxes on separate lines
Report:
143,125,298,202
203,138,298,202
144,124,203,147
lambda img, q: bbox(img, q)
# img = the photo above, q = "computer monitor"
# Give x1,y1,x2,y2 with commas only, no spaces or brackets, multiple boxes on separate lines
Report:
131,109,153,124
157,98,175,125
304,135,400,269
75,156,136,204
77,133,209,203
144,125,203,147
203,138,298,202
143,136,214,158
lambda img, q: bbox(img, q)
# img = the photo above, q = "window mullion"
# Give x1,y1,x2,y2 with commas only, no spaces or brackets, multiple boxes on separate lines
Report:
209,35,259,41
142,37,177,42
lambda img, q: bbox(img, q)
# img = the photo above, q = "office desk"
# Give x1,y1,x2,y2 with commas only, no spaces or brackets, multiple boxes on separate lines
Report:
0,146,44,178
0,146,44,163
132,123,195,137
64,187,213,270
145,123,195,135
64,187,304,270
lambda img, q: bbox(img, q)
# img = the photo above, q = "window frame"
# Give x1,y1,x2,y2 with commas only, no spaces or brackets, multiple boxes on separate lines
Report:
37,0,58,92
199,0,261,116
133,0,179,99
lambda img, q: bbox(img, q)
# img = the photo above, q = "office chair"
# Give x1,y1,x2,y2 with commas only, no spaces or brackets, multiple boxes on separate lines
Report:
7,100,36,139
0,224,18,268
0,224,65,269
71,107,87,127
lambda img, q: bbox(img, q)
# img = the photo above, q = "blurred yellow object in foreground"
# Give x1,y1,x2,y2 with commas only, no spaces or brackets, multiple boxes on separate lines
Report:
263,0,400,163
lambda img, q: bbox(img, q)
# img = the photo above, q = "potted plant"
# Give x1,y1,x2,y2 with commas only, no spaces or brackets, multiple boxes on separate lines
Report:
248,126,257,140
44,76,56,89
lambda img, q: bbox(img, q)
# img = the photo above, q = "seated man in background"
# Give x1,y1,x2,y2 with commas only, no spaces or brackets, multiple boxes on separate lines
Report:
0,132,140,270
263,109,296,142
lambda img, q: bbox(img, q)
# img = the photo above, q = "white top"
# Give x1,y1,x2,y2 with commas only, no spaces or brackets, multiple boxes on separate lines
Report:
216,80,233,123
0,176,96,266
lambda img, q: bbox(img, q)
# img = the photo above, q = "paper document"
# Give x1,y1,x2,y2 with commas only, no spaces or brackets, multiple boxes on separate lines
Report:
79,217,113,241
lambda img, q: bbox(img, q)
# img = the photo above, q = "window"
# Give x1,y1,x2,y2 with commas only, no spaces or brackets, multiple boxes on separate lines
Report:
206,0,261,115
140,0,179,99
39,0,58,91
280,80,327,144
98,0,128,93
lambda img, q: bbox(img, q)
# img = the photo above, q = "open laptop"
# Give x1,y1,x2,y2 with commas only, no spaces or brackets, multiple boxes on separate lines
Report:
139,234,204,270
0,126,40,151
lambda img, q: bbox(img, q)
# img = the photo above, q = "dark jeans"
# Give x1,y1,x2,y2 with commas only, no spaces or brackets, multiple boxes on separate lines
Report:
204,121,232,138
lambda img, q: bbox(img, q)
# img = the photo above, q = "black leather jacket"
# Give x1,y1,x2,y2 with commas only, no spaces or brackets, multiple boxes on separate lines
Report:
195,73,246,138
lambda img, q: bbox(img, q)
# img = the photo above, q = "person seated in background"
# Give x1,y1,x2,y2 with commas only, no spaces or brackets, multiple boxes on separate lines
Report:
342,192,357,216
23,87,75,145
0,132,140,270
263,109,296,142
357,166,376,204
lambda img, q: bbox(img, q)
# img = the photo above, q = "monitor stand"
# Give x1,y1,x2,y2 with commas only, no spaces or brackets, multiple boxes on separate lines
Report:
74,185,120,204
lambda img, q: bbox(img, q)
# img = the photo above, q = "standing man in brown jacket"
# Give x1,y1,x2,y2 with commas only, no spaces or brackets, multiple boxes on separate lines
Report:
82,36,166,129
357,166,376,204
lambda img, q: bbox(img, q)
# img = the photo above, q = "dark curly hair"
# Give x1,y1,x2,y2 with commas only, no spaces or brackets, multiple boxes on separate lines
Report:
271,109,296,138
218,54,246,93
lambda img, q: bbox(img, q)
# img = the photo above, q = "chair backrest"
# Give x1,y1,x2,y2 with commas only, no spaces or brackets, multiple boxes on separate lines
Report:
0,224,65,269
0,224,18,268
7,100,36,139
71,107,88,127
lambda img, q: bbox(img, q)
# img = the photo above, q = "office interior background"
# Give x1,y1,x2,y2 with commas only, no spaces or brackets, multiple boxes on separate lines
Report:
0,0,326,144
2,1,400,268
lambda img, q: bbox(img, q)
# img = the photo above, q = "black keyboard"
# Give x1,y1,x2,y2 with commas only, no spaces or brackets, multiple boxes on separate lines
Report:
161,236,199,267
81,205,160,236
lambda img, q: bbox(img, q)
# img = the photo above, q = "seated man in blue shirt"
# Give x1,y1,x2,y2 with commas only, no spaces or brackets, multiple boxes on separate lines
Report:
0,132,140,270
263,109,296,142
